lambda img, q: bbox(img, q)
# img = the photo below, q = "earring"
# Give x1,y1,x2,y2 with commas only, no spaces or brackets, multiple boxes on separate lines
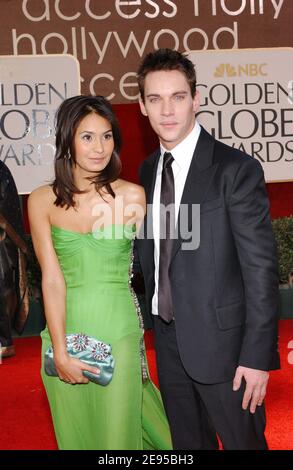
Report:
65,150,71,160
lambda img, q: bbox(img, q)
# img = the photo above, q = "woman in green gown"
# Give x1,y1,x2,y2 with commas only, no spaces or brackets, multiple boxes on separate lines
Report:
28,95,172,450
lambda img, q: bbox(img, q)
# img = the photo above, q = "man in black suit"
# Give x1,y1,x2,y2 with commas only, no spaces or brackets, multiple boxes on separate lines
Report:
135,49,280,450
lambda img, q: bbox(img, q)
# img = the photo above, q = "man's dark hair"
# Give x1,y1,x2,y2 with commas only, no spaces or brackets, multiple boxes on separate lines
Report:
137,48,197,102
52,95,122,209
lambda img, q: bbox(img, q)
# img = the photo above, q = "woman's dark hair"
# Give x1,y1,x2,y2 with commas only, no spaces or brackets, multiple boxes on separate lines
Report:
52,95,122,208
137,48,197,102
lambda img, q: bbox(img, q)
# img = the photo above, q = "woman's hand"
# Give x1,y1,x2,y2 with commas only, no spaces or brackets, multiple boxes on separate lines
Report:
54,353,100,384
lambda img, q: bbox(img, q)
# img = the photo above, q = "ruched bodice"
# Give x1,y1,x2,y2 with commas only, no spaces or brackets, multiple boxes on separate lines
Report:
51,224,135,289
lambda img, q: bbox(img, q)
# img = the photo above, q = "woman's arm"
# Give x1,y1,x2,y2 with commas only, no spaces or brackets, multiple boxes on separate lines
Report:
28,187,99,384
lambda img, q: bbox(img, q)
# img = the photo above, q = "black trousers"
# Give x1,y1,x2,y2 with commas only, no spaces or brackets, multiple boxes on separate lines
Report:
153,316,268,450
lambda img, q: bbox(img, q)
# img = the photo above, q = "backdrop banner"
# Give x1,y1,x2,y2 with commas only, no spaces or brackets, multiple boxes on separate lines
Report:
0,54,80,193
0,0,291,103
0,1,292,188
192,48,293,182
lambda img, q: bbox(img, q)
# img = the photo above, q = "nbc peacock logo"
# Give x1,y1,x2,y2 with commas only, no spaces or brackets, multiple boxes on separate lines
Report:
214,63,268,78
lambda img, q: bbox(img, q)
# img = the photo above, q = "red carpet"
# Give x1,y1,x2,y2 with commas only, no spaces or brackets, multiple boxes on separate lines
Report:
1,320,292,450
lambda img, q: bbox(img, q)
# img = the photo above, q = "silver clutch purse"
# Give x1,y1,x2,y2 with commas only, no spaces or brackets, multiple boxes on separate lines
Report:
44,333,115,386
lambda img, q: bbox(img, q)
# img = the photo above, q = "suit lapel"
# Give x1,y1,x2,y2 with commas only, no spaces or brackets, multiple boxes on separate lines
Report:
171,128,218,260
138,150,160,270
143,150,160,205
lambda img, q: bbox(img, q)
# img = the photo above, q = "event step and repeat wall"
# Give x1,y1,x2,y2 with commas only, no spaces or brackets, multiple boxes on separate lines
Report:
0,0,292,192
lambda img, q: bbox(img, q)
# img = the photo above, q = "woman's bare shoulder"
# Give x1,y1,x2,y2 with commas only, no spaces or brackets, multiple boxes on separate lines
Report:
28,185,55,211
115,179,145,202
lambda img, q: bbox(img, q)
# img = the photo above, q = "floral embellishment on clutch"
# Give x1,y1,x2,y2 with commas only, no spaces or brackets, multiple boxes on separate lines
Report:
92,341,110,361
70,333,90,352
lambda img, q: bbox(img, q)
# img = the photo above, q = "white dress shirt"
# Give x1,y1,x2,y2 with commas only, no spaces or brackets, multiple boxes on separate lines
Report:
152,122,201,316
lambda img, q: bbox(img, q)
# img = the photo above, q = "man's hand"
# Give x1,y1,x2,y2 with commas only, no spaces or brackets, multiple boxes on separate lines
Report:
233,366,269,413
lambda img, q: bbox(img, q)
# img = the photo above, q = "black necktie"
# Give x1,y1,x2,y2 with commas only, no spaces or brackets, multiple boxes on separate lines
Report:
158,152,175,323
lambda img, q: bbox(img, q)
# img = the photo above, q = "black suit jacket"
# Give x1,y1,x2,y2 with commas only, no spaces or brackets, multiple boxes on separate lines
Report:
136,127,280,384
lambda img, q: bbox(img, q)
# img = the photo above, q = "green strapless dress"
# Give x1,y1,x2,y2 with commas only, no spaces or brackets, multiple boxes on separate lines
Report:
41,224,172,450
